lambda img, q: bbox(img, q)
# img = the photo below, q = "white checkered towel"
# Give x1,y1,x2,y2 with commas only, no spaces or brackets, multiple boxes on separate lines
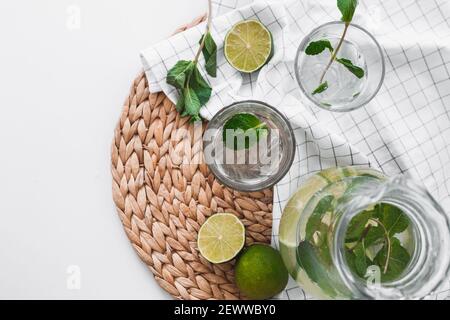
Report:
141,0,450,299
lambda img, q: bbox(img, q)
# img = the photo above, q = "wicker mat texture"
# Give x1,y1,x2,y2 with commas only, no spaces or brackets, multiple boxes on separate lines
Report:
111,16,273,300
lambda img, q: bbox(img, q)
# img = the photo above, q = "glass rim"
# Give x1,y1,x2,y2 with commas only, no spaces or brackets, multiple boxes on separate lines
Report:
294,21,386,112
204,100,296,192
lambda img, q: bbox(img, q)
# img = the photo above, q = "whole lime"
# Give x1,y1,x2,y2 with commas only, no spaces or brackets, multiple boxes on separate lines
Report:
234,244,288,299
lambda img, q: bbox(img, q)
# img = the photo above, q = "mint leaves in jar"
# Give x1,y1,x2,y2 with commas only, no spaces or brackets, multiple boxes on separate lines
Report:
344,203,412,282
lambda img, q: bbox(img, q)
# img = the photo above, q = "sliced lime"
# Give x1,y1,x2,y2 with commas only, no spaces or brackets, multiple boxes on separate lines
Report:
224,20,273,73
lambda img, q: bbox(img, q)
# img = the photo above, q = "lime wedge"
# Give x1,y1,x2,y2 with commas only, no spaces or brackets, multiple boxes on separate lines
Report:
224,20,273,73
197,213,245,264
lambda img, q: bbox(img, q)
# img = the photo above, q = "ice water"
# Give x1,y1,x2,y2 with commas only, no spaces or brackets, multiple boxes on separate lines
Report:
204,101,295,191
212,114,284,186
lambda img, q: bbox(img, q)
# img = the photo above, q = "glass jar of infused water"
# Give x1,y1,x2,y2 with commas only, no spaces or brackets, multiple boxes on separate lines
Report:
279,167,450,299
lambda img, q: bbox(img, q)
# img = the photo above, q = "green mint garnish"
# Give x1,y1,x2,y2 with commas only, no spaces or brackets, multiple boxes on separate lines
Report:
312,82,329,95
378,203,410,237
336,58,365,79
337,0,358,23
305,0,362,94
296,241,339,298
346,242,371,278
305,40,334,55
181,87,202,122
175,90,185,112
166,1,217,121
222,113,268,150
305,195,334,240
167,60,194,89
168,61,212,122
190,66,213,106
200,31,217,77
345,209,373,242
305,195,335,266
374,237,411,282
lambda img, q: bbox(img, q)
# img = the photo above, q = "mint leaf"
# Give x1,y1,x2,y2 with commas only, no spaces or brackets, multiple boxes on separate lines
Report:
379,204,410,237
359,203,410,246
297,241,339,298
336,58,364,79
346,243,374,279
345,204,410,248
345,209,373,242
305,40,334,55
182,87,201,120
175,91,185,112
167,60,194,89
351,243,372,278
345,249,357,275
363,224,385,247
306,195,334,241
337,0,358,23
374,237,410,282
222,113,268,150
168,63,212,121
200,32,217,77
190,66,212,106
305,195,335,266
312,81,328,95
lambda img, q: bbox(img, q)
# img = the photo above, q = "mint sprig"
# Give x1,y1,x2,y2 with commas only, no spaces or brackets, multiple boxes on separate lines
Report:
304,0,364,95
166,0,217,122
167,61,212,122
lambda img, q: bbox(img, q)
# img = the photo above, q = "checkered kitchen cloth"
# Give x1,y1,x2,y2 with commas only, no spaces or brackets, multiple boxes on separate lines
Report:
141,0,450,299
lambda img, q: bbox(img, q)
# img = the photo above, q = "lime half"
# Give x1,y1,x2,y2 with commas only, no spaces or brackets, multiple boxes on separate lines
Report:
224,20,273,73
197,213,245,264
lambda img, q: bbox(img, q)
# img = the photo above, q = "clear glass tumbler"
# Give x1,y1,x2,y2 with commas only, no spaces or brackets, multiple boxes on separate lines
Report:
295,22,385,112
203,100,296,192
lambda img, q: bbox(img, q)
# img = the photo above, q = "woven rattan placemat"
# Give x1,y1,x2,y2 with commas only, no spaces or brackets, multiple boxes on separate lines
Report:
111,16,273,300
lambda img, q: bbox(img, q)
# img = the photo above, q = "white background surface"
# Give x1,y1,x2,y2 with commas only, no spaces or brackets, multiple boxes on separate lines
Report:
0,0,205,299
